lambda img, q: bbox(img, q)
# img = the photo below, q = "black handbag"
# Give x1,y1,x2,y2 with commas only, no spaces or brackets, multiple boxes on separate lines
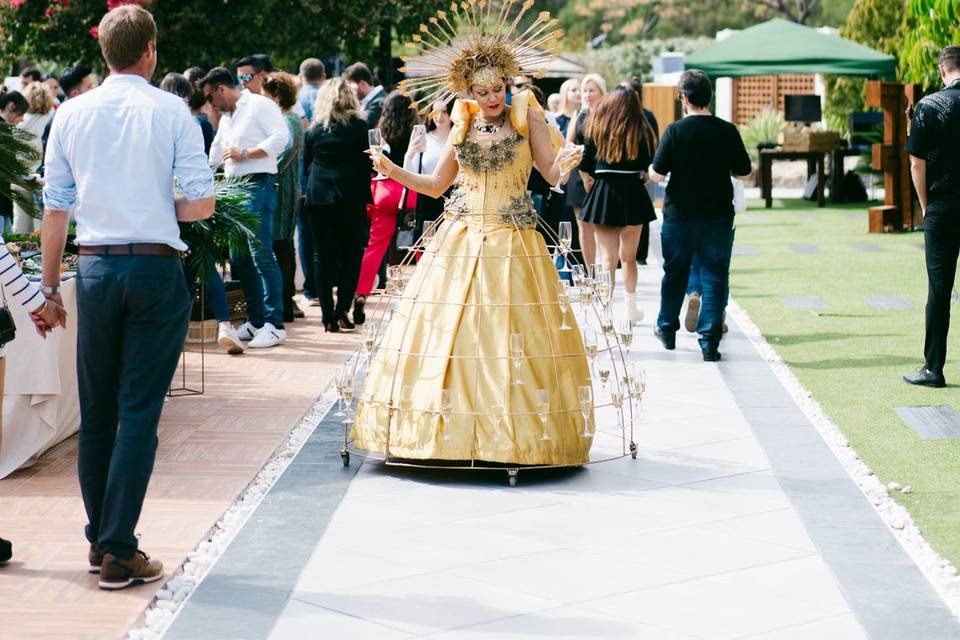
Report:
0,283,16,347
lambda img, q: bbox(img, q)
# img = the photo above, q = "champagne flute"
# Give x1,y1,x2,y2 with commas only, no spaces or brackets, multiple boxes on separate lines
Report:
578,385,593,437
596,270,613,310
598,366,610,388
611,386,624,409
618,320,634,354
510,333,524,385
362,322,378,362
535,388,551,441
440,388,454,441
599,309,614,337
337,368,354,419
387,265,403,295
583,328,598,378
400,385,414,413
557,280,571,331
558,221,572,255
550,142,580,194
571,264,585,286
369,128,388,181
491,399,506,444
334,369,346,417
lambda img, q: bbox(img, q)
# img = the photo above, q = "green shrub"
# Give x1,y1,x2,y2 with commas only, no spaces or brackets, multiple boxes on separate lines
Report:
738,109,786,163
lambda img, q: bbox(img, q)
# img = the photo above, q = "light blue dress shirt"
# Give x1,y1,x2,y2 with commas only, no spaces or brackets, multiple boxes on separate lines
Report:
43,74,215,251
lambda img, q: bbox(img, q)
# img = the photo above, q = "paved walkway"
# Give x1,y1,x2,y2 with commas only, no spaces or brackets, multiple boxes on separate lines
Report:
0,300,349,640
165,248,960,640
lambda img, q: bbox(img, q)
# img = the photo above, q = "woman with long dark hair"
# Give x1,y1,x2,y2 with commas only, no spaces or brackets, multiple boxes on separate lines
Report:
579,84,657,323
353,90,417,324
302,78,371,332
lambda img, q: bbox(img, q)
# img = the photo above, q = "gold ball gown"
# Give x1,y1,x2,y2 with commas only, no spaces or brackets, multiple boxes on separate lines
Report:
353,91,594,466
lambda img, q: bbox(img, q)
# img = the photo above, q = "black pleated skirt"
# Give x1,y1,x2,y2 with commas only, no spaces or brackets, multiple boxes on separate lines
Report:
578,173,656,227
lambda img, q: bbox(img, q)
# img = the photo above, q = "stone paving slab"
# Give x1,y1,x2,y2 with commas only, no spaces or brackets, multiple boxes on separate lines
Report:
789,243,821,254
896,406,960,440
732,244,761,256
780,296,828,310
853,243,885,253
864,295,914,310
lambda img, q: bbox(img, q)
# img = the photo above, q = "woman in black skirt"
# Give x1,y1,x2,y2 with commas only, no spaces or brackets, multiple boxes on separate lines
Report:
579,83,658,324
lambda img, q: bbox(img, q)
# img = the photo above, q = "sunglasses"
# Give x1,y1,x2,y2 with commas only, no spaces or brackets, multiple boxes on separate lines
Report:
237,72,255,83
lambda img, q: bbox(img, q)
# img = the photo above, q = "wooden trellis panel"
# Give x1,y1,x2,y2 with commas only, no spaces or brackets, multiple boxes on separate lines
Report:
732,75,816,125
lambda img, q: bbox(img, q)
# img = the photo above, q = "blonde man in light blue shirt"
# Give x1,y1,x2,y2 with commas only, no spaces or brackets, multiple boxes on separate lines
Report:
39,4,215,591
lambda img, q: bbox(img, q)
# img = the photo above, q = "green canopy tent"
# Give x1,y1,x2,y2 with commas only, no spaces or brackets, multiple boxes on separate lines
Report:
685,18,896,78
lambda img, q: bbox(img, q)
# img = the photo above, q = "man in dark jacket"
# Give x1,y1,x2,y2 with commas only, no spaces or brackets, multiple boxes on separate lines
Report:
344,62,385,129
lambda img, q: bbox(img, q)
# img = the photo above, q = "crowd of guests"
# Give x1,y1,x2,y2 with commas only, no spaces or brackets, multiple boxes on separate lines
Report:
0,44,747,361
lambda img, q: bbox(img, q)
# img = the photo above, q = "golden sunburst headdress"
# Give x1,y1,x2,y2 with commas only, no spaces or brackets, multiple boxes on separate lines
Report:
398,0,563,114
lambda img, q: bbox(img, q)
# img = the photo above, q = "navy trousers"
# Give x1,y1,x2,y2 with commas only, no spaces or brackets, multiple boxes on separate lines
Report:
76,254,191,559
657,216,735,349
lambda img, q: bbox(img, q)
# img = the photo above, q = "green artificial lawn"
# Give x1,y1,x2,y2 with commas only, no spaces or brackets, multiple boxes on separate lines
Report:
730,198,960,565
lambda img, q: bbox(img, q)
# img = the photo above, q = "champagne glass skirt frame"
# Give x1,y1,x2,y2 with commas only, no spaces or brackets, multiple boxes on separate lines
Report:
341,212,642,487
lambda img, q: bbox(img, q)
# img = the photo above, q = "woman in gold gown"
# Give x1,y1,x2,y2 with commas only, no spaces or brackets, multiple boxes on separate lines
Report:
355,80,593,467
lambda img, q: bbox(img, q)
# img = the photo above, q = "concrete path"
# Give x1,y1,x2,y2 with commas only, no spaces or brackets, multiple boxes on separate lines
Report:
166,247,960,640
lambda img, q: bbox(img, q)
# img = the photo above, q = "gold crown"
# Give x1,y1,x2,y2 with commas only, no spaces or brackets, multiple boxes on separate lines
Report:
398,0,563,114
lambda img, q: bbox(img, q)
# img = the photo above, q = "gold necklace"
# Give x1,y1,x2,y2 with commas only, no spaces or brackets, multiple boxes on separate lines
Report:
473,112,506,135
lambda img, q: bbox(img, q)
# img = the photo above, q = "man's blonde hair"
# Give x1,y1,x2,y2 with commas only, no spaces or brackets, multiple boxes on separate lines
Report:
98,4,157,71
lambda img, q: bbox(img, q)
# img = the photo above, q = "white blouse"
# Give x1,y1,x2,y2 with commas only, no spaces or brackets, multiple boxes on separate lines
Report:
403,130,447,176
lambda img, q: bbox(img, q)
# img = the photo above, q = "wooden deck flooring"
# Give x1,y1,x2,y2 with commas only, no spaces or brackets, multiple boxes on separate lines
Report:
0,302,355,639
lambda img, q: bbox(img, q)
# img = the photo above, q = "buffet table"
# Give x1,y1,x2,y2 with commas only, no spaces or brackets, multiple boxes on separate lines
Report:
0,278,80,479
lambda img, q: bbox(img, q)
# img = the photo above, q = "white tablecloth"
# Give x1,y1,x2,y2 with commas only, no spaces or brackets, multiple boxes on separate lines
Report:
0,278,80,479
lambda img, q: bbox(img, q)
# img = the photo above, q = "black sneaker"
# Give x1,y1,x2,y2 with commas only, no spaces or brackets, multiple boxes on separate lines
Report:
0,537,11,564
702,346,722,362
654,327,675,350
903,367,946,388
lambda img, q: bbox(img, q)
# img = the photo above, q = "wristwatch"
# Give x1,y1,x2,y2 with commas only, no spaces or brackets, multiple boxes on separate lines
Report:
41,284,60,295
240,148,249,161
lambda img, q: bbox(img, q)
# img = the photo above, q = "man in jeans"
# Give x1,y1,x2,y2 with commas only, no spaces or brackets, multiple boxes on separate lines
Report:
41,5,215,588
202,67,290,348
903,45,960,388
649,69,752,361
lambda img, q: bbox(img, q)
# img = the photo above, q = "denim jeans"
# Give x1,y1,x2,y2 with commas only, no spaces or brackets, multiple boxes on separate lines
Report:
658,216,735,349
297,203,316,298
204,265,231,322
76,254,191,559
231,174,284,328
686,226,736,299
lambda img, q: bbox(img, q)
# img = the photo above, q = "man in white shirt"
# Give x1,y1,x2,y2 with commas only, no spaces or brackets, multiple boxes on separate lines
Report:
40,4,215,590
202,67,290,348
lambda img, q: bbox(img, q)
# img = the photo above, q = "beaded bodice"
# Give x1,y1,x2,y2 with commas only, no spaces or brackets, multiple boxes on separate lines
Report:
445,97,540,233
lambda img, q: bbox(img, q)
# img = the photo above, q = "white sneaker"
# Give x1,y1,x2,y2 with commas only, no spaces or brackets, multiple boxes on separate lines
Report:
217,323,244,355
236,321,258,341
248,322,286,348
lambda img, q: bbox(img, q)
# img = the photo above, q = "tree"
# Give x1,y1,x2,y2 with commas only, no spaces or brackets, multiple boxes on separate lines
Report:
899,0,960,90
821,0,904,132
745,0,821,23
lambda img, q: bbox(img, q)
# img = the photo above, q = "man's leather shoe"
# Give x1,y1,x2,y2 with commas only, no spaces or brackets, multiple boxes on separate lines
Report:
903,368,946,388
99,550,163,590
702,346,722,362
89,542,104,573
654,327,675,350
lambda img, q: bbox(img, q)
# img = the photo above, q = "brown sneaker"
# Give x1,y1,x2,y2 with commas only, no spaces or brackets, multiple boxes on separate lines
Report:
88,543,104,574
98,551,163,590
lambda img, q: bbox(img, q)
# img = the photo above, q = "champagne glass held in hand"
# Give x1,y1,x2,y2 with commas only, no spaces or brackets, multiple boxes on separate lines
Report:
550,143,580,194
369,128,388,181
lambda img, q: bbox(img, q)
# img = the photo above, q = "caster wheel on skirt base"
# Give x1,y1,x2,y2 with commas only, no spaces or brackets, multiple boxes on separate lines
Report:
630,442,638,459
507,469,518,487
340,449,350,467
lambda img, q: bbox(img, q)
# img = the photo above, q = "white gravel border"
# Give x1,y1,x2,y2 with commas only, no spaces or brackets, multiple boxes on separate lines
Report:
124,384,340,640
727,299,960,620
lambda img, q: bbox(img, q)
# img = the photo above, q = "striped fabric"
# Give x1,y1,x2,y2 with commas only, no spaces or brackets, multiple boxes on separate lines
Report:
0,239,44,313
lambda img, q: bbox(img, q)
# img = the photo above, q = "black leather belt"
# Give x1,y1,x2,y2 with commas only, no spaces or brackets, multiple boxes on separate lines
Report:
78,243,181,257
